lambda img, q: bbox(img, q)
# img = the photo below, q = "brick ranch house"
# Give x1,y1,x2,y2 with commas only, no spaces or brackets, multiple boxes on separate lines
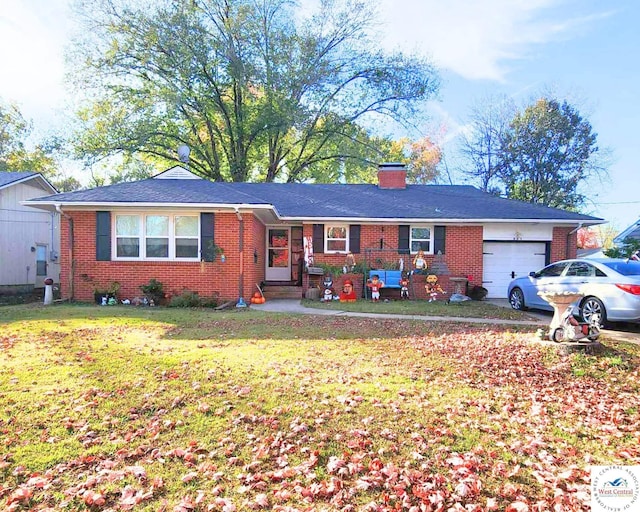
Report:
23,163,603,303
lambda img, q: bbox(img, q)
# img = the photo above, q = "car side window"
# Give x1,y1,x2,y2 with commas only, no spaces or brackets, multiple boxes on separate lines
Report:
538,262,569,277
567,262,596,277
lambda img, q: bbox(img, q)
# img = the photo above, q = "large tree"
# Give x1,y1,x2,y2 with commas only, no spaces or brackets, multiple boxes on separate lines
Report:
0,100,58,175
69,0,439,182
498,97,601,210
458,94,515,193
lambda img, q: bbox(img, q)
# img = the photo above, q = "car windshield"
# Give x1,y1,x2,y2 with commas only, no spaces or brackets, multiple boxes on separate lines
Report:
602,260,640,276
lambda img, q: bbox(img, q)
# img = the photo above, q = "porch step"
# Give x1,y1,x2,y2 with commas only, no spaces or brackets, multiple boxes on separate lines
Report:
262,285,302,300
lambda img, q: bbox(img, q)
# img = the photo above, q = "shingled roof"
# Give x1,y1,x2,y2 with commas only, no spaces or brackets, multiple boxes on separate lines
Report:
0,171,57,193
24,170,603,224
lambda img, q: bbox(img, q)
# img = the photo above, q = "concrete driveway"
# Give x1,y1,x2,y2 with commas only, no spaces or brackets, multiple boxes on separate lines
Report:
487,299,640,344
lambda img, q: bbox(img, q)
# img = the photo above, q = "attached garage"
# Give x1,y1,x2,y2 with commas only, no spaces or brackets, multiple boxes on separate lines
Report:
482,241,548,298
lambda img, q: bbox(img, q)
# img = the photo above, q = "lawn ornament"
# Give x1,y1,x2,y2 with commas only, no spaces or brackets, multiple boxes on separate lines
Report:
251,291,266,304
425,274,445,302
343,251,356,273
366,274,384,301
339,279,357,302
551,305,600,342
322,274,336,301
412,249,427,274
400,273,410,299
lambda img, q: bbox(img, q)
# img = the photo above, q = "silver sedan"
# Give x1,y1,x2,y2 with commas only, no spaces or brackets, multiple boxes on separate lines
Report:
507,258,640,325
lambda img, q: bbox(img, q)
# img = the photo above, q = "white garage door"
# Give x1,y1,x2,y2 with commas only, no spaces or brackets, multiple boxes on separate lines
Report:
482,242,547,298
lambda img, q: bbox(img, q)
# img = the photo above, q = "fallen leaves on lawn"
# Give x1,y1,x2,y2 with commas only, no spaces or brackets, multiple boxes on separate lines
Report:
1,315,639,511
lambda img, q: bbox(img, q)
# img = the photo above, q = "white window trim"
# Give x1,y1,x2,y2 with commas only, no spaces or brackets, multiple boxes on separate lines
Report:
324,224,349,254
113,212,200,261
410,225,435,255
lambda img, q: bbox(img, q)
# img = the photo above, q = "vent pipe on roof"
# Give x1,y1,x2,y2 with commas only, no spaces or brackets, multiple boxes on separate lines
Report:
377,162,407,189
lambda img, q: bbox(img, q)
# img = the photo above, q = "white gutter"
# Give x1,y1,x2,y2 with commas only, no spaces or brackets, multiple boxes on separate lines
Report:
23,201,605,227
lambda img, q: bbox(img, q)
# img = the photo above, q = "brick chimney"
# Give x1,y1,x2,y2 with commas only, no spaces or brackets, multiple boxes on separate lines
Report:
377,162,407,189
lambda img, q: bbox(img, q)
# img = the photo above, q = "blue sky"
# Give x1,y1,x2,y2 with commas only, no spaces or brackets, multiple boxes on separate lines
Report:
1,0,638,232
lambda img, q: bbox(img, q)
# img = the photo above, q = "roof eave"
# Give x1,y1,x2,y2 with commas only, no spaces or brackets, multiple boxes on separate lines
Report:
21,200,605,226
1,173,58,194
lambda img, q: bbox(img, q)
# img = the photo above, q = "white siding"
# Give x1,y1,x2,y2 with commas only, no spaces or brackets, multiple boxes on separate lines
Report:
0,181,60,288
483,223,553,241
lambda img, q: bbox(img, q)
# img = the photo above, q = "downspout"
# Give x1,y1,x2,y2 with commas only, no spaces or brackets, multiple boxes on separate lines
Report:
566,222,583,259
55,204,74,301
235,208,245,304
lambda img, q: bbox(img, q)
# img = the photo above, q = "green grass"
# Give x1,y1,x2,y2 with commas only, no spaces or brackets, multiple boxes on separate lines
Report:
1,303,639,511
301,297,542,320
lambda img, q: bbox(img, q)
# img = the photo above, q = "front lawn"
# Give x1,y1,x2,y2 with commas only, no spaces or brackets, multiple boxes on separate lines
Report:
1,304,638,511
302,298,542,321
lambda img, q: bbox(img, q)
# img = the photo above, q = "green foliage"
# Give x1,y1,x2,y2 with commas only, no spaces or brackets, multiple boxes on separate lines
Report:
499,97,601,209
168,290,219,308
0,99,59,176
139,278,164,303
70,0,439,183
604,236,640,259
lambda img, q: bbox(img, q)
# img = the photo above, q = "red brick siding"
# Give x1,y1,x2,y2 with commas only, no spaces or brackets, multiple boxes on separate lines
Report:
552,226,577,261
59,211,576,303
377,170,407,189
59,210,263,303
302,223,483,291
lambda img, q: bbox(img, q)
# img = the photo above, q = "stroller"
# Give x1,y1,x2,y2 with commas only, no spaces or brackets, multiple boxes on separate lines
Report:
551,305,600,342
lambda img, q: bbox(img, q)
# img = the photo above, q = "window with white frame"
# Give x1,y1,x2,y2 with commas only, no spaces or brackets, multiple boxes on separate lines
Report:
114,213,199,260
325,225,348,253
410,226,433,254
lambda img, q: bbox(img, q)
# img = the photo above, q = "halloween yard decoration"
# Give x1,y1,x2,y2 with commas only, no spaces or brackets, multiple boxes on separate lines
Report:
343,252,356,273
322,274,336,301
339,279,357,302
400,273,410,299
425,274,446,302
412,250,427,274
366,274,384,302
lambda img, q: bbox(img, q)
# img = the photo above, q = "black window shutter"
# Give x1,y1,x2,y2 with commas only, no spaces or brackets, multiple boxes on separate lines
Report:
201,213,215,261
398,225,410,254
434,225,446,254
349,224,361,254
96,211,111,261
313,224,324,254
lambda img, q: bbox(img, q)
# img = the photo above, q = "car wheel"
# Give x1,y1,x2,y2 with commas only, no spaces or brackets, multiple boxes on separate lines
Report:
509,288,526,310
581,297,606,326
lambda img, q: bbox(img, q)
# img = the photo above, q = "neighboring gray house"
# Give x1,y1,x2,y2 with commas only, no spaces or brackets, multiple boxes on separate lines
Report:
614,218,640,245
0,171,60,293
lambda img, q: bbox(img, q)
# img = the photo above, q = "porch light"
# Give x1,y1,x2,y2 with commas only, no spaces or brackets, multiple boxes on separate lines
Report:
254,248,258,264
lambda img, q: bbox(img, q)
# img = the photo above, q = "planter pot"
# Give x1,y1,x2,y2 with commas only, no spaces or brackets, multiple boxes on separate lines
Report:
94,292,116,305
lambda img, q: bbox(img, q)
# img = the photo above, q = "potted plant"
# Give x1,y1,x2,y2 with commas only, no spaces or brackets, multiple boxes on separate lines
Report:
94,281,120,304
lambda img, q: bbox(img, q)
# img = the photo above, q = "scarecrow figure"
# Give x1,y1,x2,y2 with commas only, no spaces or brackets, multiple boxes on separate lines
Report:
400,273,410,300
425,274,445,302
339,279,357,302
366,274,384,302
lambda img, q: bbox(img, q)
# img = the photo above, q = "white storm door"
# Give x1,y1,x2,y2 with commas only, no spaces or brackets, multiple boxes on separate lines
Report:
266,227,291,281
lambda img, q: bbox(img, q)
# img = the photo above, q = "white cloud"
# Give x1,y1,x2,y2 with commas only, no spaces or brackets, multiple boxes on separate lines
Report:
0,0,72,119
377,0,613,82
